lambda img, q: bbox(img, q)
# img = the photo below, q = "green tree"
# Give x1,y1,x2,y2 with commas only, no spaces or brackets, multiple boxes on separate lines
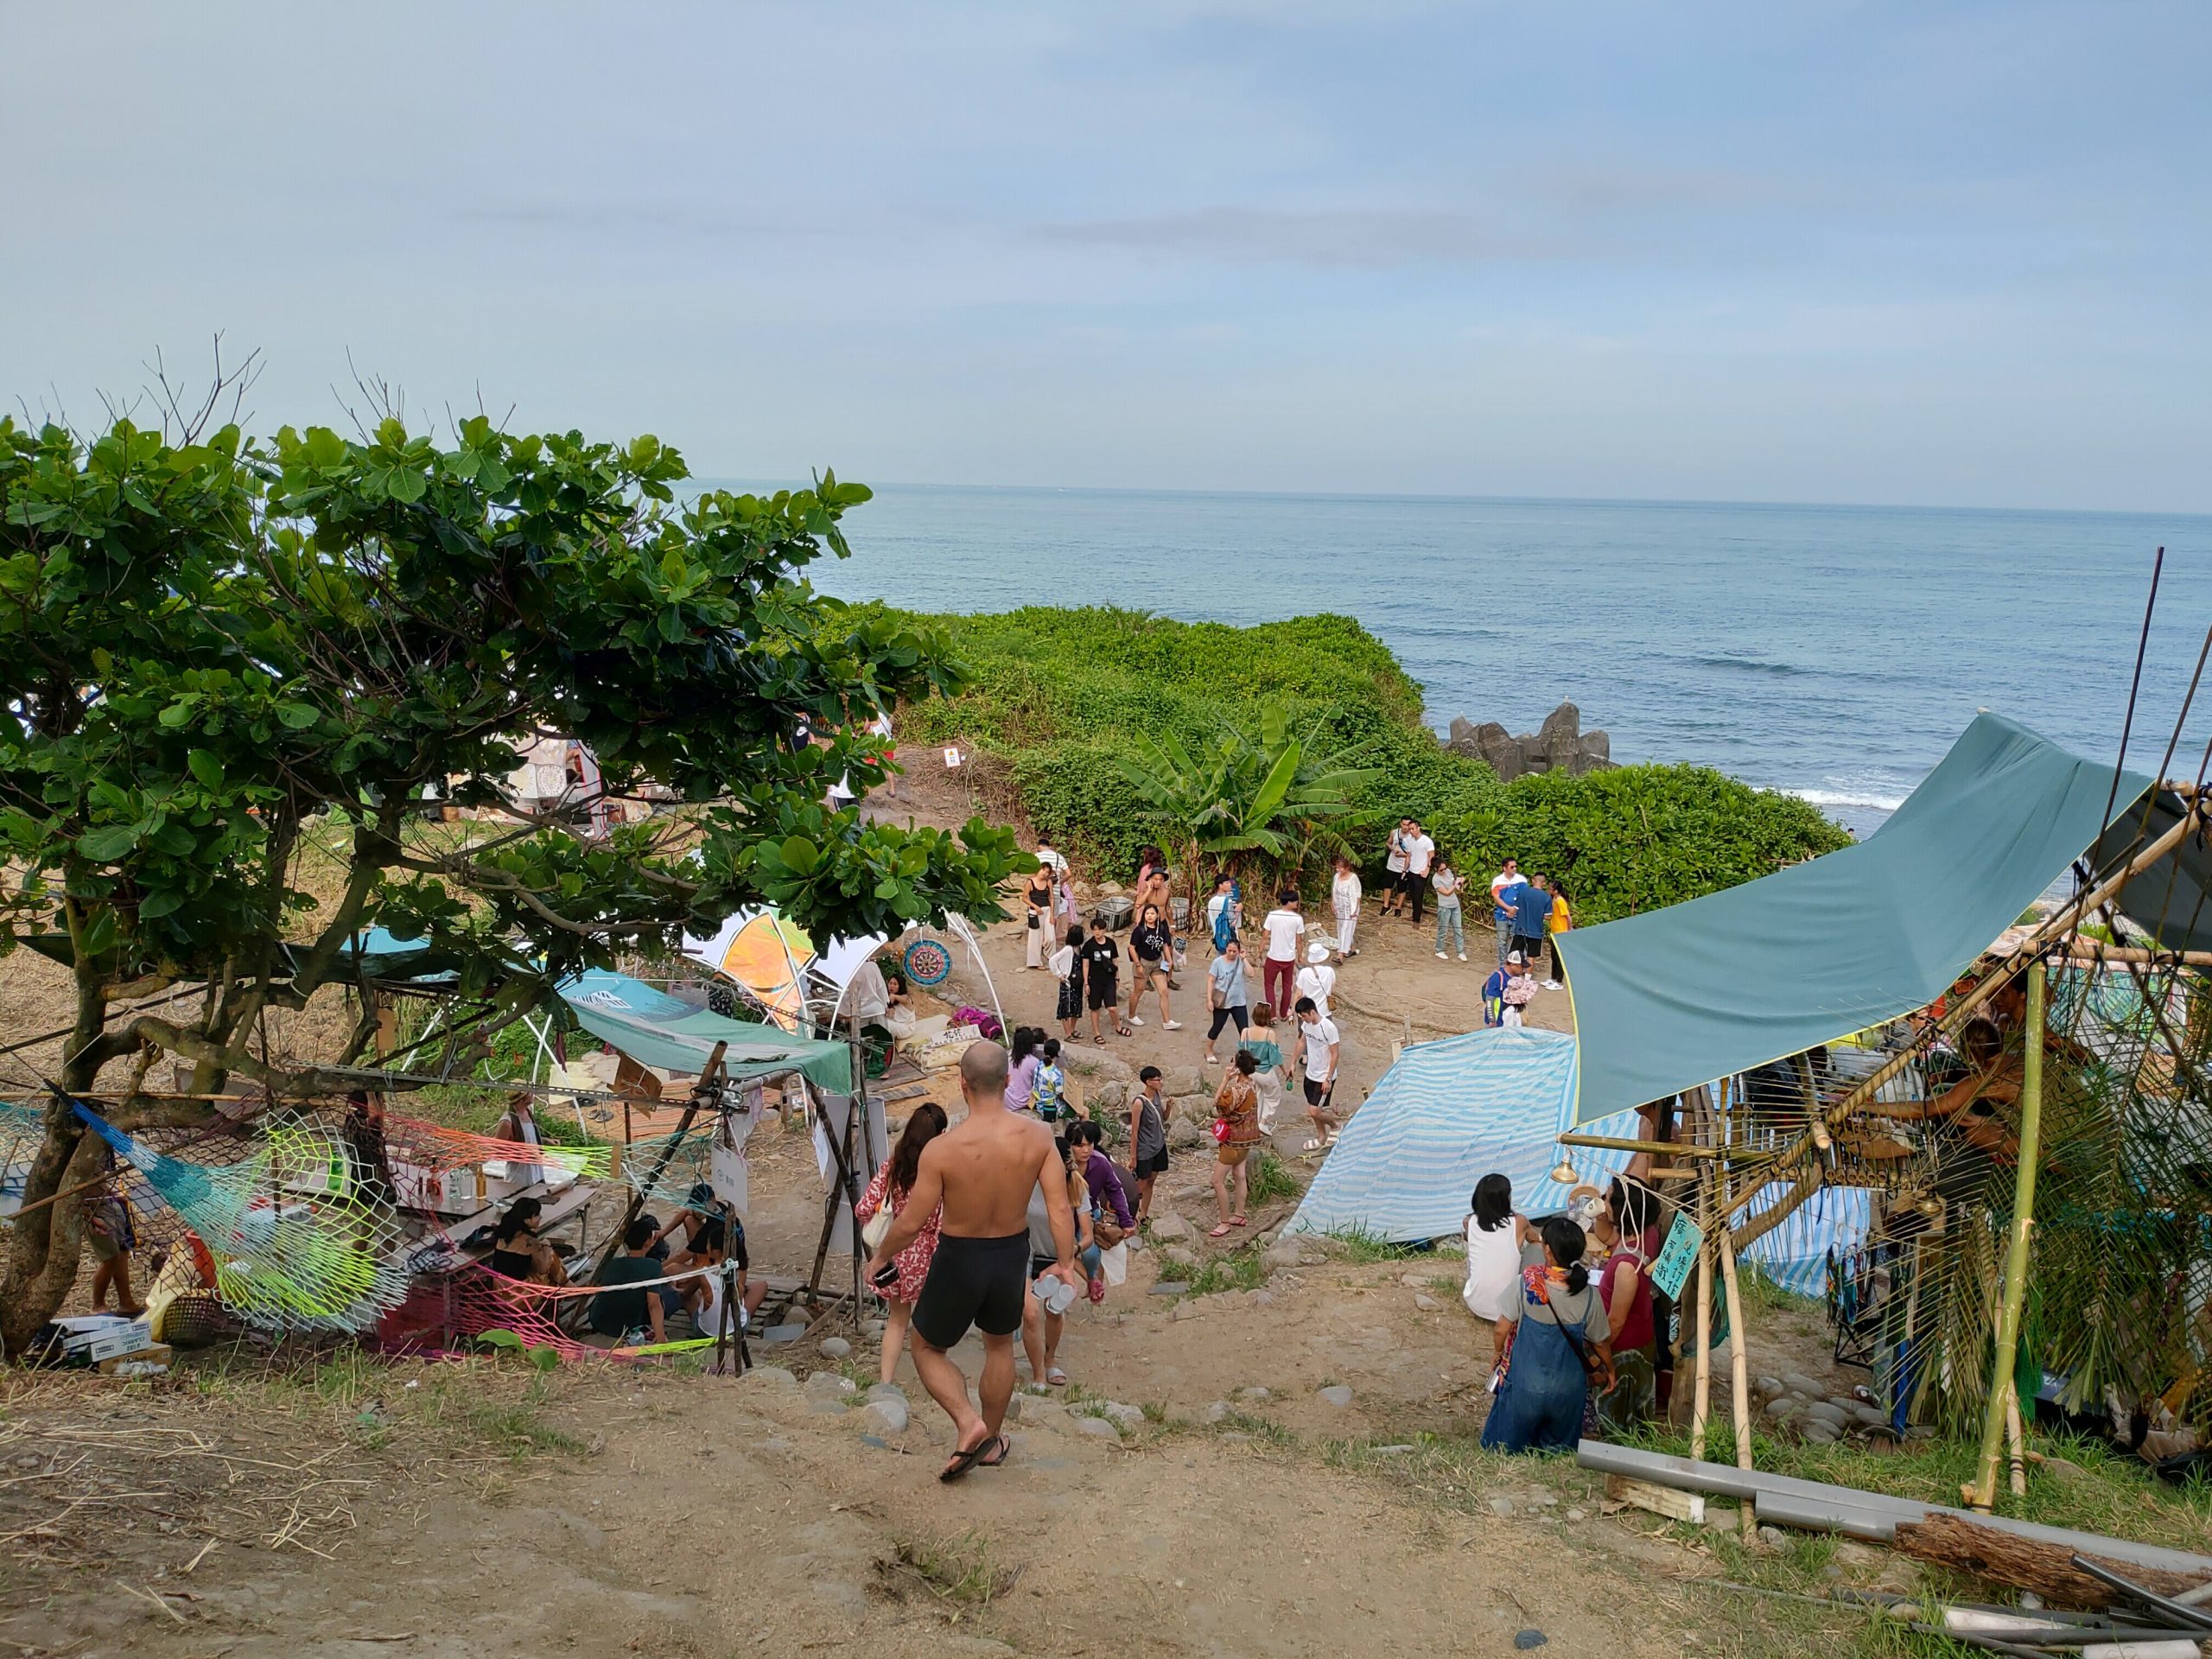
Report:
0,402,1024,1348
1116,699,1379,907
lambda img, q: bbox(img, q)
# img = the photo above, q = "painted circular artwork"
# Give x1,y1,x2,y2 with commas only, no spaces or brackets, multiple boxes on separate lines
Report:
902,937,953,986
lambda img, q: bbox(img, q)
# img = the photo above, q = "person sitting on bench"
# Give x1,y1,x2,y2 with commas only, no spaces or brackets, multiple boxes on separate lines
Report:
650,1184,766,1332
587,1218,669,1345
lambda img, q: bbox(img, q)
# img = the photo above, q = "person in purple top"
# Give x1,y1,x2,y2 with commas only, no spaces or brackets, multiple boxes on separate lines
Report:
1069,1117,1135,1231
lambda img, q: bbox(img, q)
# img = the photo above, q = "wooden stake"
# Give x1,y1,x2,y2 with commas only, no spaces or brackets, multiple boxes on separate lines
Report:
1972,962,2047,1512
2005,1389,2028,1498
1688,1172,1715,1465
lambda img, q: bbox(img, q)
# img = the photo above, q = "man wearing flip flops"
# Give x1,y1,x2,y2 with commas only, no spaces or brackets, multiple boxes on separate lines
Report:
866,1041,1082,1481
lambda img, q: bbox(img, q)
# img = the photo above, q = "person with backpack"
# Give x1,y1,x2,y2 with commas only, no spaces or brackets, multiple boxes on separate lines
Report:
1030,1039,1077,1123
1479,1216,1617,1454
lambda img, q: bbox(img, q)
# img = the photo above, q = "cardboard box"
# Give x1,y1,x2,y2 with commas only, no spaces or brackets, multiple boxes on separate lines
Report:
87,1319,153,1362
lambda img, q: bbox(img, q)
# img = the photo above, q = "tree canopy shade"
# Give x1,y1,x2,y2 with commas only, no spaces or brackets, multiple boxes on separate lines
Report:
1558,713,2160,1122
0,407,1024,1347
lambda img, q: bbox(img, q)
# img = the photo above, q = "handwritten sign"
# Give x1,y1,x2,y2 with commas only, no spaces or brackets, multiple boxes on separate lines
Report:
1648,1215,1704,1300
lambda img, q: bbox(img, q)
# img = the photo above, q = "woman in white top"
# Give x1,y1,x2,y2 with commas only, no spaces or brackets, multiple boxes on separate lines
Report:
1462,1173,1537,1320
1331,856,1363,962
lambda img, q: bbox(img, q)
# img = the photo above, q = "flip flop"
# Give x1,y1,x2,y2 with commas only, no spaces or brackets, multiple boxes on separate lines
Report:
1301,1138,1325,1153
1046,1366,1068,1387
977,1435,1012,1469
1208,1223,1233,1237
940,1431,994,1483
1230,1215,1248,1227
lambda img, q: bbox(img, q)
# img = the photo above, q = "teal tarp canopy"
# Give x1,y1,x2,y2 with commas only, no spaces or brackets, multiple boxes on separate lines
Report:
1559,712,2173,1124
556,968,853,1095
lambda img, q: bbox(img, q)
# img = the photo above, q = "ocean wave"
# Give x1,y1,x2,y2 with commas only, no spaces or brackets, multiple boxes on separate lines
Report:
1683,653,1813,677
1789,787,1908,811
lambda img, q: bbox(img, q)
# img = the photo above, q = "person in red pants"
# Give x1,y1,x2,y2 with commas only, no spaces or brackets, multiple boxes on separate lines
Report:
1259,892,1304,1017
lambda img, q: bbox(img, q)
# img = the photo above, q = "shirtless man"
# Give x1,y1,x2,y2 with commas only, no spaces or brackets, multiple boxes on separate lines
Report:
867,1041,1081,1481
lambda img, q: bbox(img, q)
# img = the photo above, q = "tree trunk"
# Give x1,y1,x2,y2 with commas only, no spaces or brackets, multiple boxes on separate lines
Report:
1892,1513,2202,1610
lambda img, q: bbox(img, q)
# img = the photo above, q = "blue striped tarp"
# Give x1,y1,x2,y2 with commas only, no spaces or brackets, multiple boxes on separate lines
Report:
1284,1025,1866,1300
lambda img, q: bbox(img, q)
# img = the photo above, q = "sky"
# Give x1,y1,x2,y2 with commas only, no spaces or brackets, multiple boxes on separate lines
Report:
2,2,2207,511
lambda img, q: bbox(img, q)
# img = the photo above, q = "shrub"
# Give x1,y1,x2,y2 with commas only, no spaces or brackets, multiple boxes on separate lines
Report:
870,602,1851,918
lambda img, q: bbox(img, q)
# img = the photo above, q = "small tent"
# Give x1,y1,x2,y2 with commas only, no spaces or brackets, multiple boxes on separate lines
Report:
1285,1026,1862,1300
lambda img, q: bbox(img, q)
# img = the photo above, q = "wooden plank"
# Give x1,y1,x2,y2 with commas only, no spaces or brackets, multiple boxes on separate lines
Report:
1606,1474,1706,1524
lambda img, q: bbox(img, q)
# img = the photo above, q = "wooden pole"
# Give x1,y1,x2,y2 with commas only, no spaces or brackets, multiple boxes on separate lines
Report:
1971,961,2046,1512
1713,1078,1759,1542
1688,1171,1715,1464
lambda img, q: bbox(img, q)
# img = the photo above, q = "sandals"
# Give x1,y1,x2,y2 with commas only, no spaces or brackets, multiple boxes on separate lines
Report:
1046,1366,1068,1387
1230,1215,1248,1228
1301,1138,1325,1153
977,1435,1011,1469
1208,1223,1233,1238
941,1430,995,1482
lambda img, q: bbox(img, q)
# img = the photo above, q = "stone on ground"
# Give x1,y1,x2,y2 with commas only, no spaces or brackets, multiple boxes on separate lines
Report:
1202,1401,1231,1423
860,1398,908,1436
1413,1294,1442,1312
1758,1525,1789,1548
1147,1211,1195,1243
760,1324,808,1344
741,1365,798,1388
1075,1414,1122,1442
1237,1386,1272,1402
817,1336,852,1360
1149,1281,1190,1297
1513,1630,1548,1650
1317,1385,1354,1408
803,1373,856,1406
1100,1402,1145,1431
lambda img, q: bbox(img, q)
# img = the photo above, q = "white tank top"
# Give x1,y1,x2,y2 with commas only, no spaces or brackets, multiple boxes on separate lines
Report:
1462,1215,1524,1320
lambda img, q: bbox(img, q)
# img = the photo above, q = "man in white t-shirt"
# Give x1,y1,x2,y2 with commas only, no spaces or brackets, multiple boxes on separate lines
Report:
1295,941,1337,1021
1378,820,1413,918
1400,821,1436,926
1490,857,1525,967
1260,893,1305,1020
1292,995,1342,1150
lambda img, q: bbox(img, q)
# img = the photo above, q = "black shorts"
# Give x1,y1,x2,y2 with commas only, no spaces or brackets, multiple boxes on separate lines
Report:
1134,1147,1170,1178
1303,1076,1332,1107
1400,870,1428,895
911,1232,1030,1350
1087,978,1118,1010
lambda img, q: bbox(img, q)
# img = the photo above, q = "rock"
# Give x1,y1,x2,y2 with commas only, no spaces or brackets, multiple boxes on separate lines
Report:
1702,1505,1739,1531
1147,1211,1195,1244
1847,1403,1891,1429
1413,1294,1442,1313
1262,1238,1306,1271
1488,1495,1516,1517
1149,1281,1190,1297
1833,1541,1883,1570
1298,1252,1325,1267
760,1325,808,1345
817,1337,852,1360
1763,1397,1799,1421
1513,1630,1548,1650
1250,1289,1274,1307
1075,1414,1122,1442
860,1433,892,1450
804,1372,857,1406
2043,1455,2088,1481
860,1320,887,1339
1433,1236,1466,1258
1238,1386,1272,1403
1566,1508,1586,1522
781,1305,814,1329
1166,1105,1210,1151
1090,1079,1129,1114
1371,1444,1416,1456
1802,1421,1841,1445
1023,1400,1072,1433
1758,1525,1788,1549
1163,1067,1205,1100
866,1381,906,1402
1317,1385,1354,1408
1172,1301,1203,1321
1783,1372,1826,1398
860,1398,908,1435
741,1365,798,1388
1802,1402,1849,1429
1755,1376,1786,1399
1203,1401,1232,1424
1401,1272,1432,1288
1155,1247,1199,1275
1100,1402,1145,1431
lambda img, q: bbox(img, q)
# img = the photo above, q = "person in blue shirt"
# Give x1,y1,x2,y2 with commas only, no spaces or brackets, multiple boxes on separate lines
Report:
1511,876,1554,980
1490,858,1525,966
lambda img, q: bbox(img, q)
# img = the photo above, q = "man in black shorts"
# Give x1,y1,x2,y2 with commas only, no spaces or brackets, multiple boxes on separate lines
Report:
868,1040,1080,1481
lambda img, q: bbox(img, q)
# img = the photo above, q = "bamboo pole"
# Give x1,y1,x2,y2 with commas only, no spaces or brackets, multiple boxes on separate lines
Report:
2005,1390,2028,1498
1971,961,2047,1512
1713,1079,1759,1543
1688,1171,1716,1465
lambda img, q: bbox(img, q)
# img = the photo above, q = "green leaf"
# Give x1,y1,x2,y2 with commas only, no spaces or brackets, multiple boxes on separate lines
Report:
187,750,225,790
780,836,819,876
274,702,318,730
76,824,140,861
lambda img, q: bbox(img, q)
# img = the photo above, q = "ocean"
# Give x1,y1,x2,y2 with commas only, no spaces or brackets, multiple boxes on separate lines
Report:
742,483,2212,840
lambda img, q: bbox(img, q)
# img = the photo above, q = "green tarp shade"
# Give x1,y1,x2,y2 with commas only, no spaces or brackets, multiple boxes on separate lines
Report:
556,968,852,1095
1559,712,2178,1124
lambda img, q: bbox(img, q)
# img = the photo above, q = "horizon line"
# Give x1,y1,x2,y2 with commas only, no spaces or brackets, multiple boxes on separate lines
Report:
686,475,2212,524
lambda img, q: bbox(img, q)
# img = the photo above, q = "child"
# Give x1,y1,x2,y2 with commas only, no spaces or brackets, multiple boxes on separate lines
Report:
1501,953,1538,1027
1480,954,1516,1027
1032,1039,1075,1122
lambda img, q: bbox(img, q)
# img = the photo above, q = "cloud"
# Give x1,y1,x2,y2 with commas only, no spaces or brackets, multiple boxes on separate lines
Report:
1035,205,1562,267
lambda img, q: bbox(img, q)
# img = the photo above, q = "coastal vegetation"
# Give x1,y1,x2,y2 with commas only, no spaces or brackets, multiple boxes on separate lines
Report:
877,604,1853,916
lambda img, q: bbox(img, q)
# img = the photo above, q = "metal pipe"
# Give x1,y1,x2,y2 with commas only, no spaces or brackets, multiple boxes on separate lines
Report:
1574,1442,2212,1580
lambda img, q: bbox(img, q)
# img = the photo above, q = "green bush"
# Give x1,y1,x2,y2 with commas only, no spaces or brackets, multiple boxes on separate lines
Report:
873,602,1850,918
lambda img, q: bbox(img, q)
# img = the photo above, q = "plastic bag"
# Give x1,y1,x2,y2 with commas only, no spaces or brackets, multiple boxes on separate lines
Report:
1100,1242,1129,1287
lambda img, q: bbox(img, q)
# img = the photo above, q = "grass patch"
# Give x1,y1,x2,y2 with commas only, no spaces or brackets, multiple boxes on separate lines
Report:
1621,1421,2212,1553
1246,1149,1302,1205
1736,1261,1822,1317
1211,1408,1298,1448
1184,1249,1268,1296
464,1388,588,1461
881,1532,1022,1608
1322,1224,1419,1263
